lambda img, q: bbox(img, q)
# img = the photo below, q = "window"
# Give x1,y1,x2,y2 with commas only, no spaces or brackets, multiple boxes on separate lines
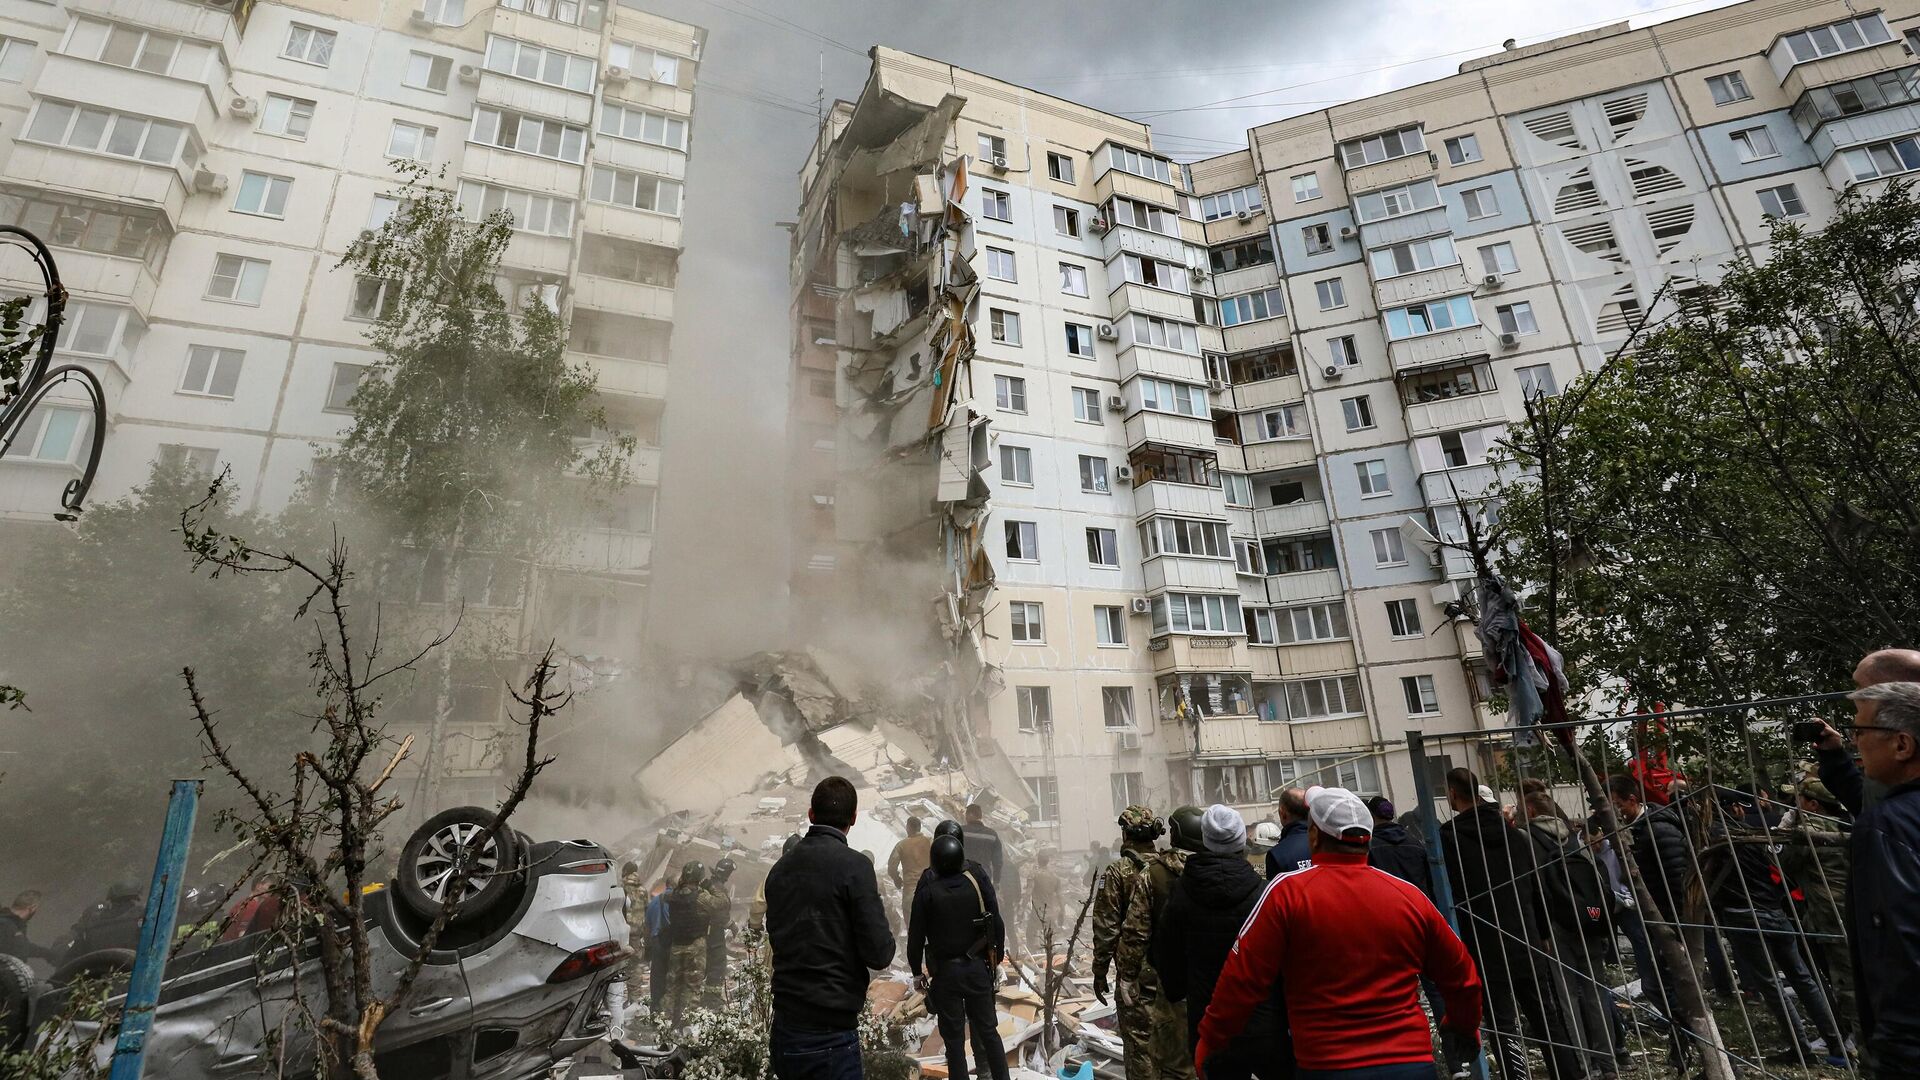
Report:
1009,601,1044,643
24,102,190,166
484,35,596,91
1314,278,1346,311
1107,144,1174,183
15,407,89,464
1269,481,1306,505
1401,674,1441,715
985,247,1016,281
458,181,575,237
1072,386,1102,422
1794,67,1920,132
1111,772,1144,814
1121,254,1190,292
1102,687,1136,729
325,363,365,412
0,35,30,82
1209,235,1275,274
1404,360,1495,404
471,107,588,163
1300,222,1334,254
1233,538,1264,576
420,0,466,24
1355,180,1441,223
232,173,291,218
994,374,1027,413
1327,335,1359,368
1026,774,1061,823
597,103,689,150
1282,676,1365,721
1080,456,1110,494
1223,472,1253,507
1372,235,1458,278
1016,686,1052,732
1386,598,1423,637
1005,520,1039,561
1730,126,1778,163
1758,184,1806,218
179,345,243,398
1276,602,1349,644
282,23,336,66
998,444,1031,485
589,166,682,215
1220,289,1286,326
1065,323,1097,358
1153,592,1245,634
0,194,169,266
1843,136,1920,180
980,188,1012,223
1781,14,1892,64
608,41,680,83
500,0,601,26
1047,152,1074,183
1131,315,1199,353
1341,395,1375,431
206,254,268,304
1108,196,1180,236
1198,184,1263,222
405,51,453,92
1254,404,1304,440
978,133,1006,163
349,276,399,321
990,308,1022,345
1141,517,1231,558
1059,262,1089,297
1495,301,1539,336
260,94,315,139
1415,425,1502,471
1087,527,1119,566
1707,71,1752,106
1053,205,1080,237
1461,185,1499,219
1444,134,1482,165
157,444,219,475
1385,295,1478,339
53,301,130,356
386,121,438,161
1339,124,1425,168
1292,172,1321,202
1517,363,1558,399
1356,458,1391,496
1139,377,1208,417
1478,242,1519,277
1371,527,1406,566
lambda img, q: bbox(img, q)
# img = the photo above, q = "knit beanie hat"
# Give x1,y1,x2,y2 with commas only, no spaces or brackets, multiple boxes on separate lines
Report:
1201,804,1247,853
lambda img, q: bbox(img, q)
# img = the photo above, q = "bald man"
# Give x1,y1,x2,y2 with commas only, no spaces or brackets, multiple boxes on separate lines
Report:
1857,649,1920,688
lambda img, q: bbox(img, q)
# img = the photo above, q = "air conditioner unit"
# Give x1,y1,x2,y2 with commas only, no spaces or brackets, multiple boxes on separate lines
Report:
193,168,228,195
1192,266,1209,280
1115,464,1136,484
1338,226,1357,241
1115,731,1142,751
1498,332,1520,348
1130,596,1153,615
602,66,629,83
1322,364,1343,380
988,154,1008,172
227,95,257,119
1091,217,1111,234
409,9,434,28
1096,322,1118,341
1482,273,1504,288
1207,378,1229,392
1106,394,1126,412
1235,208,1253,223
457,63,481,84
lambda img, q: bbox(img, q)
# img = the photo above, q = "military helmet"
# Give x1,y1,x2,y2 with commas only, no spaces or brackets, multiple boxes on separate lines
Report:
713,857,737,879
933,819,965,841
930,834,965,876
678,861,707,887
1117,804,1164,843
621,861,640,877
1167,805,1206,853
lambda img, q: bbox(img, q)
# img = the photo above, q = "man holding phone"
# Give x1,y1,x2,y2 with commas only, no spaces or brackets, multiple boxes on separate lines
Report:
1811,657,1920,1078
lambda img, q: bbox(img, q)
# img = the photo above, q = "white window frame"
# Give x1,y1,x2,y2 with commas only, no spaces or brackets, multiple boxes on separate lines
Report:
994,374,1027,413
24,101,190,167
1356,458,1391,497
1758,184,1806,219
1707,71,1752,106
1479,242,1519,277
233,171,292,219
1328,335,1359,368
404,51,453,92
1314,277,1346,311
483,34,596,93
1086,527,1119,566
1016,685,1051,732
1005,519,1039,561
1781,15,1893,64
348,276,399,322
1303,223,1333,254
1517,363,1559,399
282,23,336,67
981,188,1012,223
0,35,33,83
1340,124,1425,168
1009,601,1045,643
1071,386,1101,422
1402,674,1441,716
206,253,269,305
998,443,1032,486
53,300,132,357
1461,185,1499,220
1292,172,1321,202
607,41,679,84
1386,598,1422,638
1079,455,1110,494
1047,152,1075,183
1730,126,1778,163
1341,395,1375,432
1371,527,1407,566
258,94,315,141
1220,288,1286,326
1065,323,1096,358
178,344,243,399
1496,301,1539,336
1444,133,1481,165
1053,204,1080,237
1058,262,1089,297
1094,605,1126,645
16,406,90,464
588,165,682,216
470,106,588,164
325,362,365,413
990,307,1022,346
387,120,439,161
598,102,689,150
458,181,575,237
985,247,1016,282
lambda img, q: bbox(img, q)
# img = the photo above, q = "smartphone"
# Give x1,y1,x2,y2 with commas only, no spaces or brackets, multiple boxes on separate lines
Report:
1791,720,1825,743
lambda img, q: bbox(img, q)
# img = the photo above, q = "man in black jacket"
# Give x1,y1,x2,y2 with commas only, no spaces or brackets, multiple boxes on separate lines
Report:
1607,774,1695,1022
1150,804,1289,1080
0,891,56,967
1366,797,1431,897
1264,788,1310,880
909,834,1009,1080
766,777,895,1080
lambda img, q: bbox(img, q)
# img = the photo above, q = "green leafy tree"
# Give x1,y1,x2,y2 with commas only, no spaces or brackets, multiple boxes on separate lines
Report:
1496,182,1920,714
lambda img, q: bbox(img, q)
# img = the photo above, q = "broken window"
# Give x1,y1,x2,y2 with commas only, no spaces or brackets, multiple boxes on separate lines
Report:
1095,605,1126,644
1264,534,1337,575
1004,520,1039,561
1016,685,1051,732
1102,686,1137,729
1128,444,1218,487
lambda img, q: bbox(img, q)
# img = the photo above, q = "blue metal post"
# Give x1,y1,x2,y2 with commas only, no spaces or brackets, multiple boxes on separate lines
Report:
1406,730,1490,1080
108,779,199,1080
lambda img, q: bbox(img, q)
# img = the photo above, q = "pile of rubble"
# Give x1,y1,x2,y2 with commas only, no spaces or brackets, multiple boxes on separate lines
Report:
865,955,1123,1079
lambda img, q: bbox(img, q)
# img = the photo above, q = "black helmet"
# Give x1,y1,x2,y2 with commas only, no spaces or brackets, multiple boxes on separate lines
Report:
933,820,965,840
678,861,707,887
713,857,737,880
1168,805,1206,853
930,834,965,876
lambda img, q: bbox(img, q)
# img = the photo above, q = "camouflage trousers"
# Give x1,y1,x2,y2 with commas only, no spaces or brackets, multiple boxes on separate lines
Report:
1118,973,1194,1080
1116,979,1156,1080
666,941,706,1026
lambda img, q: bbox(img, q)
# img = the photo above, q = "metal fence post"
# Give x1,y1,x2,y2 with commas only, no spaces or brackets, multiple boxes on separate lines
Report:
108,779,200,1080
1407,730,1490,1080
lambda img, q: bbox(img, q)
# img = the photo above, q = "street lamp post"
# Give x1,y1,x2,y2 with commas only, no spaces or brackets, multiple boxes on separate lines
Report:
0,225,108,519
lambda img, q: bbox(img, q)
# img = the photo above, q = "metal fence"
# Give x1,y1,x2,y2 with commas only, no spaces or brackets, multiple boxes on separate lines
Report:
1402,692,1860,1080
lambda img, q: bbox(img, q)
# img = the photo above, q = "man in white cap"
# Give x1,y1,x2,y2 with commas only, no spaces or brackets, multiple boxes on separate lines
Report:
1198,786,1483,1080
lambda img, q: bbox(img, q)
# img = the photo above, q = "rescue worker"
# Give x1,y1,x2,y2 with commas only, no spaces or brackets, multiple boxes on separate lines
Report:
1120,805,1203,1080
620,862,650,982
888,816,933,926
1027,848,1063,951
702,857,736,1009
66,882,144,960
909,833,1011,1080
1092,805,1163,1080
664,861,725,1027
645,880,670,1018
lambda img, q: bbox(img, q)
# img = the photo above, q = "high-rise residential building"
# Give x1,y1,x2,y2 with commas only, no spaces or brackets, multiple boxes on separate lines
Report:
792,1,1920,850
0,0,701,803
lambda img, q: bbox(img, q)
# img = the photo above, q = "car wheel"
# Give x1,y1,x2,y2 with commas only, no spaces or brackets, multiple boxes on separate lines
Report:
397,805,522,926
48,948,136,992
0,953,35,1052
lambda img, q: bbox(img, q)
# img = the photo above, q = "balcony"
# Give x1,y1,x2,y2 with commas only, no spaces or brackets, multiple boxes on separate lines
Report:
1232,374,1304,411
553,528,653,576
1777,40,1906,99
574,352,668,400
574,273,674,321
1118,342,1207,385
1288,714,1373,754
1149,634,1252,675
2,145,188,227
1108,282,1193,322
462,145,583,201
1404,391,1506,436
583,201,683,249
1265,567,1343,605
1125,410,1215,450
1131,479,1228,519
1222,318,1291,353
1360,207,1449,248
1389,326,1491,372
1190,714,1266,757
490,8,604,55
4,249,159,322
503,233,575,276
1242,437,1315,472
1143,555,1238,592
1275,639,1359,677
602,73,695,118
593,136,687,182
1098,222,1187,265
1374,264,1474,309
1095,168,1179,210
1419,462,1499,504
1211,262,1281,296
40,55,218,131
476,71,594,127
66,0,240,40
1343,151,1437,196
1253,499,1329,537
1809,107,1920,167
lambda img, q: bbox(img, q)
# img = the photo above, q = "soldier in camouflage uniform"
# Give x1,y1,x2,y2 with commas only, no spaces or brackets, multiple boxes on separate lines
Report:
1092,804,1164,1080
664,862,726,1027
620,862,649,981
1119,805,1203,1080
701,857,736,1009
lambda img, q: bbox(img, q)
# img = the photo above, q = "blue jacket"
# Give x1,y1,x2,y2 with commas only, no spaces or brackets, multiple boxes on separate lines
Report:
645,892,669,938
1819,747,1920,1075
1264,820,1311,881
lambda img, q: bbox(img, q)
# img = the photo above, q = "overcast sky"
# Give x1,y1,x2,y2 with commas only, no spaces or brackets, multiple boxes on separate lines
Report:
637,0,1743,661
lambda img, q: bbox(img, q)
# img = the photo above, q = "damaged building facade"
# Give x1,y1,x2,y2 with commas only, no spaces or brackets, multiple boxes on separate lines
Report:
791,0,1920,851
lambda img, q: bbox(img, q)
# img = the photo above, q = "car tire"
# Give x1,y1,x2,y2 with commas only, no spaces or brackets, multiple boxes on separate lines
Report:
0,953,35,1052
397,805,522,926
49,948,136,992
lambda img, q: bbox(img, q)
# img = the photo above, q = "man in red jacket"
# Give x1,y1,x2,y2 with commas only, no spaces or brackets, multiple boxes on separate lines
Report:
1197,786,1483,1080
